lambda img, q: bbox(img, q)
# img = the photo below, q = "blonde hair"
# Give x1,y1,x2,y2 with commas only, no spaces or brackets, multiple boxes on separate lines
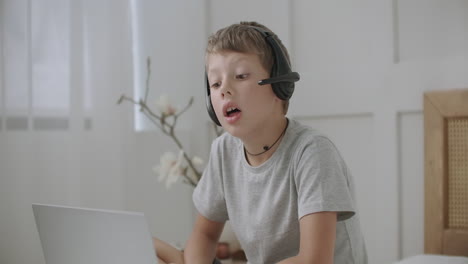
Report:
206,21,291,114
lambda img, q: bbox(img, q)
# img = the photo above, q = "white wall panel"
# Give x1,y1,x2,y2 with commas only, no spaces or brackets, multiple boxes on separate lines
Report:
208,0,286,35
398,111,424,259
290,0,392,116
388,0,468,111
397,0,468,62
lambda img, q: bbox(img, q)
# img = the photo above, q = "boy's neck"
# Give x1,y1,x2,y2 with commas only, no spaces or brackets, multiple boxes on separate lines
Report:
243,117,288,167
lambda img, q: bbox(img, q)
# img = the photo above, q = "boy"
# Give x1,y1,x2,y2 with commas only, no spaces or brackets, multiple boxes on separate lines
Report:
155,21,367,264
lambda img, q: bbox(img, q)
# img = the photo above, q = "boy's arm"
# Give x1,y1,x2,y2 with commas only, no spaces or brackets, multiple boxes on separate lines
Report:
184,213,225,264
277,212,337,264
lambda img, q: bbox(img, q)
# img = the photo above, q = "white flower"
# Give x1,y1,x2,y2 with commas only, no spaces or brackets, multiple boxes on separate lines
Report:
192,156,204,166
153,152,176,182
153,150,185,189
156,94,177,116
165,150,185,188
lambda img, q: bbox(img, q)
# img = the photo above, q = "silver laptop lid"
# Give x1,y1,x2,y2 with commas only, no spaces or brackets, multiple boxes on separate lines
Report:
32,204,158,264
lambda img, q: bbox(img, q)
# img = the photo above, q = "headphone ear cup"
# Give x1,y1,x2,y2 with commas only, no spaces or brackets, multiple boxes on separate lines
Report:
205,74,221,126
272,82,295,101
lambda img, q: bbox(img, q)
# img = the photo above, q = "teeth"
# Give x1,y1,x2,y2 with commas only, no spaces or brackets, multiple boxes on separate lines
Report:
226,107,239,116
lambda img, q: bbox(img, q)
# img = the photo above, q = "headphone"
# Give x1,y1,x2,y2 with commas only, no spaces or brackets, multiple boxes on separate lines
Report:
205,26,300,126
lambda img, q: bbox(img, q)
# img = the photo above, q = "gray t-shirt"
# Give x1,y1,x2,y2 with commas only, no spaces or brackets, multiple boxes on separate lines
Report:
193,119,367,264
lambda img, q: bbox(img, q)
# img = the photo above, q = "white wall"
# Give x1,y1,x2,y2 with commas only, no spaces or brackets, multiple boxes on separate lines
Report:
1,1,468,264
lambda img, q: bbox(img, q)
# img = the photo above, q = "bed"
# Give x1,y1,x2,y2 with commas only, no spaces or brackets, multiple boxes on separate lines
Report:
395,89,468,263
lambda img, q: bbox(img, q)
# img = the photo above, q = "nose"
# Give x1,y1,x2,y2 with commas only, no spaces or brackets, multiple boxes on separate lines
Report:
220,80,232,98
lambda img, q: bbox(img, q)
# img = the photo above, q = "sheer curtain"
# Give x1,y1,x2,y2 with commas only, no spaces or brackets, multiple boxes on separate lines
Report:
0,0,133,263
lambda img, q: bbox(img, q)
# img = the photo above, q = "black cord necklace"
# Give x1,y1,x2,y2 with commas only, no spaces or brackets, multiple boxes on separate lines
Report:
244,119,289,157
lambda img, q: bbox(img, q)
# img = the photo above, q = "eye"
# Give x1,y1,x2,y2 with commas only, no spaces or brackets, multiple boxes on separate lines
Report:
236,74,249,80
210,82,221,89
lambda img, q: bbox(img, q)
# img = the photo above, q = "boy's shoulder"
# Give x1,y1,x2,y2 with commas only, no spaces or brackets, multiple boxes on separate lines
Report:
289,119,329,142
287,119,342,155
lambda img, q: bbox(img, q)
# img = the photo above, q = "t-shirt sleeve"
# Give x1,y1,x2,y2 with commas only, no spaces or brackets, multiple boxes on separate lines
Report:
192,139,229,223
294,136,355,221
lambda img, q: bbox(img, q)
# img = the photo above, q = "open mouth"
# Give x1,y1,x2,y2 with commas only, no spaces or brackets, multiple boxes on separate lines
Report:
225,107,241,117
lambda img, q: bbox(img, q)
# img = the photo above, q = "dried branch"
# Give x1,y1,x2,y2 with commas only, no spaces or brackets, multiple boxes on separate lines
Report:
117,56,209,188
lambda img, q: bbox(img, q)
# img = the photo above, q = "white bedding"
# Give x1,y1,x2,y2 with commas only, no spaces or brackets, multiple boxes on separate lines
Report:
395,254,468,264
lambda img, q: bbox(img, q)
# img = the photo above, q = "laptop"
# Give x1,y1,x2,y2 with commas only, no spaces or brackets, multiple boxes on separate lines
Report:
32,203,158,264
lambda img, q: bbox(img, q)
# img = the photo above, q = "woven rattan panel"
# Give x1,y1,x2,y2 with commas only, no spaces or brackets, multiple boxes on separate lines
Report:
447,118,468,229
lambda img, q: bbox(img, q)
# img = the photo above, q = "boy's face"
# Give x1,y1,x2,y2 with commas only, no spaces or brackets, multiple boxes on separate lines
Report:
206,51,283,138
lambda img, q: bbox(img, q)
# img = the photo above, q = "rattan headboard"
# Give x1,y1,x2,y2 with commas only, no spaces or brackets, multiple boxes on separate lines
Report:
424,89,468,256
